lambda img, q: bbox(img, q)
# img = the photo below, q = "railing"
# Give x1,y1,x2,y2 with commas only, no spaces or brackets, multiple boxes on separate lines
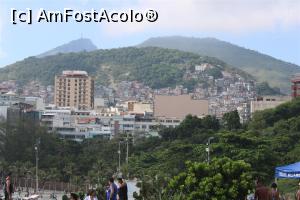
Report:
0,177,91,193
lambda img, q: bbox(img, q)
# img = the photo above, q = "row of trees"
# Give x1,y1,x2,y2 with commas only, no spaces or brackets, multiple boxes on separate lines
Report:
130,98,300,199
1,98,300,199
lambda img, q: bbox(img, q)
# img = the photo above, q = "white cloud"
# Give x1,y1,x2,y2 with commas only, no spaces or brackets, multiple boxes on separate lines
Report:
102,0,300,36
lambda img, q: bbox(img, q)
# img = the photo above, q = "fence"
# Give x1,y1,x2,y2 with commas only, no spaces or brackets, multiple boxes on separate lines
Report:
0,177,92,193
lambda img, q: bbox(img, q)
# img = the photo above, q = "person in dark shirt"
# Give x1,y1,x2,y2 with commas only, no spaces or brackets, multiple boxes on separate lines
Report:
269,183,280,200
117,178,128,200
254,178,269,200
108,177,118,200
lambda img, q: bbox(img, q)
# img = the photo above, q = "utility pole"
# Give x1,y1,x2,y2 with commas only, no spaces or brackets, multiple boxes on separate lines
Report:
206,137,214,164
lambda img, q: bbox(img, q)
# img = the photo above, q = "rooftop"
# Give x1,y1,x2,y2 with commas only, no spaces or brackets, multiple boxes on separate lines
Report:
59,70,89,77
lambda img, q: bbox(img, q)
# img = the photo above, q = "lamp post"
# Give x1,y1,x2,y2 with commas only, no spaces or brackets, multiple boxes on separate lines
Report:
34,138,40,193
118,141,121,173
206,137,214,164
34,144,38,193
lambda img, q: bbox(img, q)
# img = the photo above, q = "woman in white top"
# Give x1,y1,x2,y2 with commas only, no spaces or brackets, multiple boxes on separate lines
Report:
84,189,98,200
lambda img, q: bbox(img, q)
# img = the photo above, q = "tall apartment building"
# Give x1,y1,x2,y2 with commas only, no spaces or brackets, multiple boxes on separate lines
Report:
292,74,300,98
54,71,94,110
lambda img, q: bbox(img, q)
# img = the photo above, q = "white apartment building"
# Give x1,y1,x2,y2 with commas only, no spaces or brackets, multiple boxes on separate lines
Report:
41,108,113,141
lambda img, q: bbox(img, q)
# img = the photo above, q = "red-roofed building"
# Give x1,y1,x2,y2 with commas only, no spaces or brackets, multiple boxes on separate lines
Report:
291,74,300,98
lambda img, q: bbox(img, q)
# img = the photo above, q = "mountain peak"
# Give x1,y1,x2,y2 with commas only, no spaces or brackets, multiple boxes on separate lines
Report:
139,36,300,93
37,38,98,58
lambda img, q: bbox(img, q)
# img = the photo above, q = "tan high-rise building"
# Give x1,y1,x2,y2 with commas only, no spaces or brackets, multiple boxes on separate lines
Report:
54,71,94,110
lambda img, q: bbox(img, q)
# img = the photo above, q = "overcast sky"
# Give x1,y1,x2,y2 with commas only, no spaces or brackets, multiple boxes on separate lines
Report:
0,0,299,67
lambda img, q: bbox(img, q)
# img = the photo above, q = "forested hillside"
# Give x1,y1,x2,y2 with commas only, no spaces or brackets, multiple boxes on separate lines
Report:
139,36,300,93
0,47,251,89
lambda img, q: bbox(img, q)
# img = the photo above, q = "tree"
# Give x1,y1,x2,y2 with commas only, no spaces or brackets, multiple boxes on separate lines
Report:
222,110,241,130
201,115,220,131
205,67,223,79
167,157,253,200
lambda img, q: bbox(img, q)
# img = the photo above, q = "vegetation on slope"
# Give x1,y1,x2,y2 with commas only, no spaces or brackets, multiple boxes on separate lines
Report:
0,47,251,89
139,36,300,93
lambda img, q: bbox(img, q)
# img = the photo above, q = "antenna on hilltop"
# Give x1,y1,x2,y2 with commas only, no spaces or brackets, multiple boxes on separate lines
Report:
81,33,83,39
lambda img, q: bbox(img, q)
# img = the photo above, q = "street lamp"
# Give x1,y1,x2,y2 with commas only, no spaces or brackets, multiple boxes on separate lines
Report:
118,141,121,173
117,134,134,178
34,145,38,193
34,138,40,194
206,137,214,164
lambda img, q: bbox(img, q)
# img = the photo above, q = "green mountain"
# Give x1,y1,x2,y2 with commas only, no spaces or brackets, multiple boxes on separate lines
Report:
37,38,97,58
0,47,253,89
139,36,300,93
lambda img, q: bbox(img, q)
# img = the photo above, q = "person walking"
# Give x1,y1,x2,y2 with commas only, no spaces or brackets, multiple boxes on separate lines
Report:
4,173,13,200
84,189,98,200
269,183,280,200
254,178,269,200
117,178,128,200
106,185,111,200
108,178,118,200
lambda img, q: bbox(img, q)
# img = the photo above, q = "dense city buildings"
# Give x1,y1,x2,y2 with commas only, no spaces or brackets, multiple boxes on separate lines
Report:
291,74,300,98
0,68,297,141
54,71,94,110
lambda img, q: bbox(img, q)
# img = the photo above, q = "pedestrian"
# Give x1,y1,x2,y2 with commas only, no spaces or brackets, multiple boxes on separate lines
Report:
269,182,280,200
254,178,269,200
106,185,111,200
84,189,98,200
108,177,118,200
117,178,128,200
4,173,13,200
296,182,300,200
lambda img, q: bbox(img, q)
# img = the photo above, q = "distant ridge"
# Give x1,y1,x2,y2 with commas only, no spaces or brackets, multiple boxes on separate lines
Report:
37,38,97,58
0,47,253,90
139,36,300,93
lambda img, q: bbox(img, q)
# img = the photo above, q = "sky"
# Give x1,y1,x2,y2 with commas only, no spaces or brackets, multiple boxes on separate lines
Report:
0,0,299,67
